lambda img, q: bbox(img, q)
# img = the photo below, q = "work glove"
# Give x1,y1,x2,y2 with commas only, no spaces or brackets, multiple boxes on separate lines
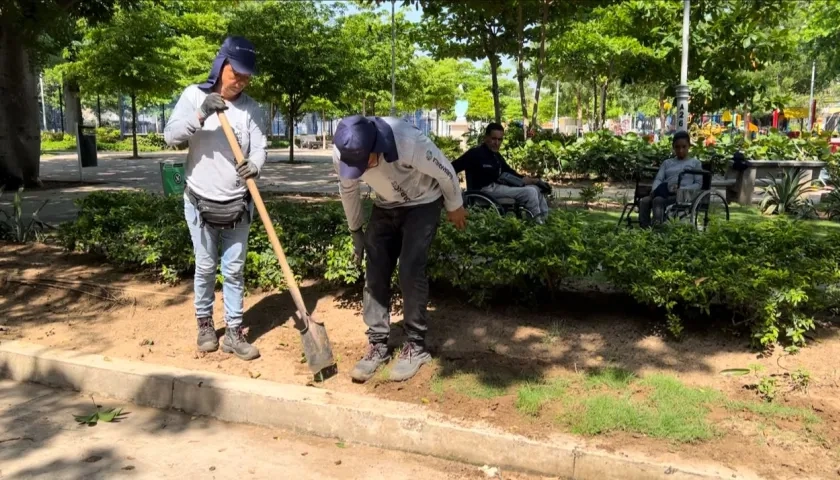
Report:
198,93,228,122
350,228,365,266
236,159,259,179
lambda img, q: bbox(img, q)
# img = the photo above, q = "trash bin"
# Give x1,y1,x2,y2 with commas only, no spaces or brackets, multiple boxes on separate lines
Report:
77,124,98,168
160,161,186,197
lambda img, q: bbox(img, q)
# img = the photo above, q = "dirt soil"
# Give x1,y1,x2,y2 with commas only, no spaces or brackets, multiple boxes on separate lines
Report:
2,243,840,479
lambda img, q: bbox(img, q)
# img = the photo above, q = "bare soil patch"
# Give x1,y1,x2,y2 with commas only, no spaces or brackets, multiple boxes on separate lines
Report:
2,243,839,479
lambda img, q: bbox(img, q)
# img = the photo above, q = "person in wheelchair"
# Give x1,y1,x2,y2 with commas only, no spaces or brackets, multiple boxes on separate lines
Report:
451,123,551,223
639,131,702,228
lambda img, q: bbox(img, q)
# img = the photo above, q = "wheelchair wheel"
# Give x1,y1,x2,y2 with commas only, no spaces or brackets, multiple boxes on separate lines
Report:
463,192,503,216
690,190,729,232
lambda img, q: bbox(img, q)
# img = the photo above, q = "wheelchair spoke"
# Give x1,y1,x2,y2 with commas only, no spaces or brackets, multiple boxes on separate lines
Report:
691,191,730,232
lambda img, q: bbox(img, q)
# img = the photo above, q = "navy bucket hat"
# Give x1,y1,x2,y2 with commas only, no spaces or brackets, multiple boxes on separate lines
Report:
198,36,257,91
334,115,399,179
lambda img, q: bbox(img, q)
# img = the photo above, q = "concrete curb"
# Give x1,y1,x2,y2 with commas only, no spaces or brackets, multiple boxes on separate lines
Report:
0,341,758,480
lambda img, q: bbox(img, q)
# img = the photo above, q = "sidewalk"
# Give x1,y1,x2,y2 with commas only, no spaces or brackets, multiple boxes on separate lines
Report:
1,150,339,225
0,380,516,480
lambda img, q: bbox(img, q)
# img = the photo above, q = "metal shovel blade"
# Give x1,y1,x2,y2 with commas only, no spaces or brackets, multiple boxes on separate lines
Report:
296,311,336,379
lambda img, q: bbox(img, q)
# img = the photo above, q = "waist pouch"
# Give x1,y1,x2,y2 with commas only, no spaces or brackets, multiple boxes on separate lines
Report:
497,172,525,187
187,186,251,229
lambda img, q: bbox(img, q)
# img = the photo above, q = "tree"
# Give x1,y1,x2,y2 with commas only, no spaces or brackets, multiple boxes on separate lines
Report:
338,7,418,117
418,1,517,123
1,0,143,188
415,57,462,134
229,0,353,163
62,4,181,158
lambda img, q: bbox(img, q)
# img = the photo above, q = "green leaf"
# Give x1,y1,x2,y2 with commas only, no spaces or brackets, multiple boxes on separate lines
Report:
720,368,752,377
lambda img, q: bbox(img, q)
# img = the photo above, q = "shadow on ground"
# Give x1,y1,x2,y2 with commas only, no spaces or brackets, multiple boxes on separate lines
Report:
0,361,222,479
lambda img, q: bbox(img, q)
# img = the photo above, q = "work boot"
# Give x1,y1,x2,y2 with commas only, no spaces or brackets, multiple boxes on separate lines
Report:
350,342,390,383
222,326,260,361
389,341,432,382
196,317,219,352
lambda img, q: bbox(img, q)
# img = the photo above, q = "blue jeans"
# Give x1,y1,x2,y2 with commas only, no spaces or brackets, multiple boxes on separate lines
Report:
184,196,251,329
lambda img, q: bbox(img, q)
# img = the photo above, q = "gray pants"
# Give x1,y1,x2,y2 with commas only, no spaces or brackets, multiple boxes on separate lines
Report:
638,194,676,228
363,199,442,345
482,183,549,219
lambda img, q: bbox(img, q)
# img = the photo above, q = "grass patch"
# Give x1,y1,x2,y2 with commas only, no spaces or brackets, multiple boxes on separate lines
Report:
584,366,636,389
515,379,568,416
431,371,512,399
562,374,721,442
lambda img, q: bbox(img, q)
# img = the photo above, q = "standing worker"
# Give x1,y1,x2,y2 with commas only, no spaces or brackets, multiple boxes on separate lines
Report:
164,36,267,361
333,115,467,382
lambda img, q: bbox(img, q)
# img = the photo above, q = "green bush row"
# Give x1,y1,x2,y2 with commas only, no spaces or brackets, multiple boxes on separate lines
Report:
58,191,840,352
41,132,169,153
498,129,837,182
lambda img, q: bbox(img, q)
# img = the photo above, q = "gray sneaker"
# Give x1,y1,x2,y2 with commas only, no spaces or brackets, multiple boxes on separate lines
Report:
196,317,219,352
222,326,260,361
389,342,431,382
350,343,390,383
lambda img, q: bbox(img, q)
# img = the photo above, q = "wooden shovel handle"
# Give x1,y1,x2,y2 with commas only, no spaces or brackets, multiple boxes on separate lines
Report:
216,111,310,318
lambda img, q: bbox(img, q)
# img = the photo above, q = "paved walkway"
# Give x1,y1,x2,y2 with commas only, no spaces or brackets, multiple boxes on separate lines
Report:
1,149,339,225
0,380,517,480
3,148,635,226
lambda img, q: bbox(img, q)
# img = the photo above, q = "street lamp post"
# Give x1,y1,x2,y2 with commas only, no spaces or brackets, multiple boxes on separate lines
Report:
675,0,690,133
808,60,816,131
390,0,396,116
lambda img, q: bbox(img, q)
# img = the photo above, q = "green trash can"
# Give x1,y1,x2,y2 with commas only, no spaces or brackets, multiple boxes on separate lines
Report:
160,161,186,197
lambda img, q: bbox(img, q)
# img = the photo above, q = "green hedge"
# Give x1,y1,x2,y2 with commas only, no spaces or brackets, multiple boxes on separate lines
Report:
57,191,840,351
502,129,838,182
41,129,169,153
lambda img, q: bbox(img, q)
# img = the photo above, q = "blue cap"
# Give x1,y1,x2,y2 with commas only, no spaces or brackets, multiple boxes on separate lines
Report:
334,116,399,180
198,36,257,91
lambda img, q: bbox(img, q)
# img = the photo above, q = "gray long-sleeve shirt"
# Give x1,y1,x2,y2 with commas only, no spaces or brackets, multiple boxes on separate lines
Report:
651,157,703,192
164,84,267,202
334,117,463,232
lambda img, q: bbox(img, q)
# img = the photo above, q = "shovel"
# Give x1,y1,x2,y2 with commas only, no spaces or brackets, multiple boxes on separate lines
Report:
216,111,336,380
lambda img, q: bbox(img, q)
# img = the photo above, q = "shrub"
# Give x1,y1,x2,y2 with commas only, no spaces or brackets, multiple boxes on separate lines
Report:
429,133,464,161
759,168,818,216
59,191,840,351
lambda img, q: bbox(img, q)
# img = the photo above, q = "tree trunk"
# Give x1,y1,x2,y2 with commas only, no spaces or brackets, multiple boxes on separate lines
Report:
361,98,366,116
530,0,550,131
288,109,296,164
118,94,125,139
489,55,502,123
435,107,440,136
322,109,327,150
743,101,751,140
658,87,666,137
63,79,82,135
516,0,529,129
576,85,583,135
592,79,599,130
600,79,608,130
130,93,138,158
57,83,65,132
160,104,166,133
97,95,102,126
0,24,41,188
266,102,274,141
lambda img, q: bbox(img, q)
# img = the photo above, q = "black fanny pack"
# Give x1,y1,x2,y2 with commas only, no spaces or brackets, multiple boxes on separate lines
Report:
497,172,526,187
186,186,252,229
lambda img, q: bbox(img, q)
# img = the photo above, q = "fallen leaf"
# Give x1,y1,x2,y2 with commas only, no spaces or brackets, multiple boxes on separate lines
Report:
121,466,135,471
335,441,346,448
301,452,308,456
84,456,102,463
694,277,708,286
209,466,216,471
420,398,430,404
249,371,261,379
334,460,342,465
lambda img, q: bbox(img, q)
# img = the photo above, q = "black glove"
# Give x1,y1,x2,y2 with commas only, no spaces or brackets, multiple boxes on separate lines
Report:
535,179,552,195
236,159,258,179
351,228,365,266
199,93,228,121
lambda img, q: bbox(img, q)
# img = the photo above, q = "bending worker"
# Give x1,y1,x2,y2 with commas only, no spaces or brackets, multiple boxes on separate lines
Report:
164,36,266,361
333,115,467,383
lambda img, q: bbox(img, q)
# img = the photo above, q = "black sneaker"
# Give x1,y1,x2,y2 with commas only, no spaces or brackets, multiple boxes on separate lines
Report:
350,343,390,383
196,317,219,352
222,326,260,361
389,342,431,382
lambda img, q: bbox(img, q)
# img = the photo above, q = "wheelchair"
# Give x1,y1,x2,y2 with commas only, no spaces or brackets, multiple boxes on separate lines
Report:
617,163,730,232
461,178,552,220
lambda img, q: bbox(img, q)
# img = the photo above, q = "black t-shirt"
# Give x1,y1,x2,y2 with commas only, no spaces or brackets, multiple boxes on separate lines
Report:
451,144,522,191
